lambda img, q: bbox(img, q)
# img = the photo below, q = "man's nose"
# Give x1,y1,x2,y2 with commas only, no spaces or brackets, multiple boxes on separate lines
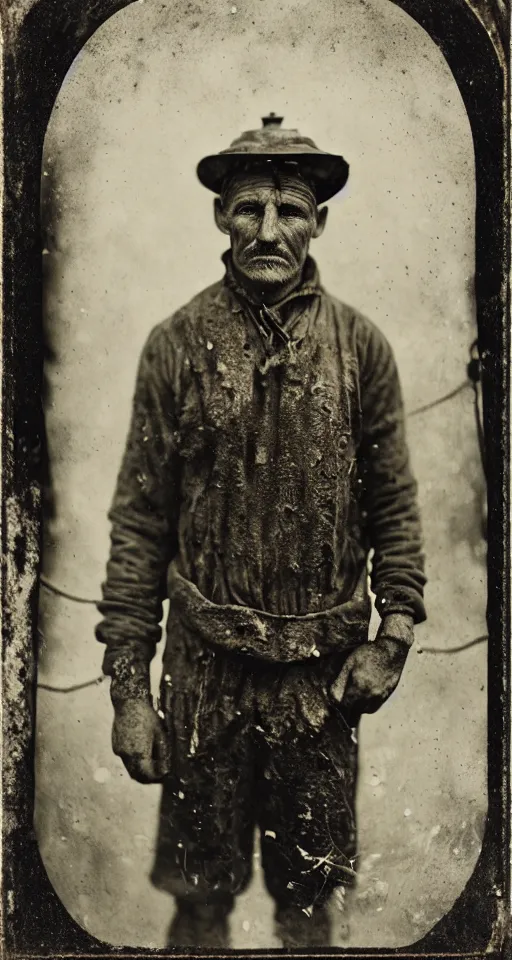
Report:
257,203,279,243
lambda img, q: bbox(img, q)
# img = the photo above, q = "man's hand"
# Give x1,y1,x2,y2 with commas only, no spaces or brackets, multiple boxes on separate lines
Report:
331,614,414,724
112,699,172,784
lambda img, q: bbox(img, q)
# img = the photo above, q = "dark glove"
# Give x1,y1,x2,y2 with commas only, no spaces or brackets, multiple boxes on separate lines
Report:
112,699,171,784
330,613,414,725
109,656,172,784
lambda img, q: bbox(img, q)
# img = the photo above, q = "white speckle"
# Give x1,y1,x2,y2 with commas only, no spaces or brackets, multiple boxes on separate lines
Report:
453,847,460,856
351,728,358,744
206,340,214,350
231,4,237,11
255,725,265,733
225,629,231,636
60,835,67,841
265,829,276,839
130,665,136,675
42,248,50,255
296,844,313,859
164,674,171,682
157,709,165,719
7,890,14,913
312,648,320,658
287,882,294,889
93,767,110,784
178,791,185,799
461,820,467,828
177,842,184,848
43,171,49,176
302,905,313,918
404,808,412,817
376,906,383,912
242,920,250,932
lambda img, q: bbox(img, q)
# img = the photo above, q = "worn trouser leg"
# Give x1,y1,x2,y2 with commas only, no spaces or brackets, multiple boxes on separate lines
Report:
150,723,256,904
150,617,259,917
257,709,359,947
150,714,256,947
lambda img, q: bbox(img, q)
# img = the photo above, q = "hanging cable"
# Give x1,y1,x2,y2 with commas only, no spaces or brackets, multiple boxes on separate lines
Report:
38,675,106,693
407,380,470,418
418,634,488,655
40,574,99,605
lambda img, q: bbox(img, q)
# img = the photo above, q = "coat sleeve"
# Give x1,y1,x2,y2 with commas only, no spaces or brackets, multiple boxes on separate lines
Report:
95,322,181,675
357,320,427,624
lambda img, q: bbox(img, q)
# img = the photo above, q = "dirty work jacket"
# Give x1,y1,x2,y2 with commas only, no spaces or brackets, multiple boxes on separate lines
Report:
96,255,426,718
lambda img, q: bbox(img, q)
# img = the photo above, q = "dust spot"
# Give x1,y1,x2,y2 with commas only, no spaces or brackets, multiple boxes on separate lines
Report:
93,767,111,784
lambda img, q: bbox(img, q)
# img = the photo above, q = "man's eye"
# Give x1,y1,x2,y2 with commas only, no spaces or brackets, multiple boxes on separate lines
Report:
279,206,306,219
236,204,259,216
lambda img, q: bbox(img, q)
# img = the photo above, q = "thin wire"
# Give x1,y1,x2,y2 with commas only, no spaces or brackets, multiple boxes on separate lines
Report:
418,635,488,655
38,675,106,693
407,380,470,417
36,626,105,691
40,573,99,605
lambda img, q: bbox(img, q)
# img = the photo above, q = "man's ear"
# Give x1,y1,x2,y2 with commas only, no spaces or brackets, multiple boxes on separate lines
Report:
214,197,230,235
312,205,328,239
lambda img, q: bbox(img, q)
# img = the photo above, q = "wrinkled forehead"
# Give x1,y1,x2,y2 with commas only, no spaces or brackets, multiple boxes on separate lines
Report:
221,167,317,210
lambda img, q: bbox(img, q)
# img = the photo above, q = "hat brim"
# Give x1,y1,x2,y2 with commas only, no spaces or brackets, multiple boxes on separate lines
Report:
197,152,349,204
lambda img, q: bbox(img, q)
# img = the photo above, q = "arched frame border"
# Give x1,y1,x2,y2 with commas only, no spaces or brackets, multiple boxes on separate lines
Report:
1,0,510,955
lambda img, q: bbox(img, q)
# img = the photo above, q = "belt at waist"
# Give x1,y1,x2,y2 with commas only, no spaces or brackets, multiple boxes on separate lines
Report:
167,561,371,664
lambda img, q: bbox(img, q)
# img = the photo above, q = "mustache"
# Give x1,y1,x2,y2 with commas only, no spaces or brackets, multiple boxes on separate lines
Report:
243,240,290,260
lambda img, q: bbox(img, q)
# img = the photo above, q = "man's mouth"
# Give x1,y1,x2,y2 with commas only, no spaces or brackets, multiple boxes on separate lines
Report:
248,253,289,264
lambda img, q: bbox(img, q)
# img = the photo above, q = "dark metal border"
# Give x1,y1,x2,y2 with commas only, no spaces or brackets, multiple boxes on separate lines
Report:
1,0,510,955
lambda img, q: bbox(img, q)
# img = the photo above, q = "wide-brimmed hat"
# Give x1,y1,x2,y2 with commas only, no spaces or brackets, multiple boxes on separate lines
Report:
197,113,349,204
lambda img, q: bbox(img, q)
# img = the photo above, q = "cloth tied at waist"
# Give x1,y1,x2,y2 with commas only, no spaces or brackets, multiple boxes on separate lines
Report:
167,562,372,664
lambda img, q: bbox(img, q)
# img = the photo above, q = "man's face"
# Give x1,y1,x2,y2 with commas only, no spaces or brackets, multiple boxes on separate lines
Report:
215,171,327,292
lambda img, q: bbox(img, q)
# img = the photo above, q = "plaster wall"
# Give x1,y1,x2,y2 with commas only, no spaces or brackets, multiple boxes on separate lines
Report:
35,0,487,948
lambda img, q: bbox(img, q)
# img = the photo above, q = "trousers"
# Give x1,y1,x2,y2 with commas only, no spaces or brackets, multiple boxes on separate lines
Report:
150,669,359,913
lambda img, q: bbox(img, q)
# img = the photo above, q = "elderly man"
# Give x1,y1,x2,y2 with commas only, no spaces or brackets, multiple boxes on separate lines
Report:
96,115,426,948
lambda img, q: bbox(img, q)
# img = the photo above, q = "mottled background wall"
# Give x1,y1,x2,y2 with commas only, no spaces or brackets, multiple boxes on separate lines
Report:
35,0,487,949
